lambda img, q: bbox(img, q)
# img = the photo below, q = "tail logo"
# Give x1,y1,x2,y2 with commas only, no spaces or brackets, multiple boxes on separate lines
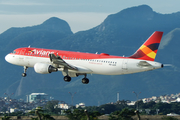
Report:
129,31,163,61
139,43,159,59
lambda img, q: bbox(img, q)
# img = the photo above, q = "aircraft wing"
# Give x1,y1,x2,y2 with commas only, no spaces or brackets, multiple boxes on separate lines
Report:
49,54,78,70
137,61,153,68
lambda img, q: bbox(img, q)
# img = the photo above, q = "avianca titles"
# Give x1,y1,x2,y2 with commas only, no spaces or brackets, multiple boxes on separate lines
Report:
5,31,164,84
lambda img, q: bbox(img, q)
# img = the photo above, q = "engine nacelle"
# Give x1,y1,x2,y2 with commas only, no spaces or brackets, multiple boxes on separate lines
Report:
34,63,57,74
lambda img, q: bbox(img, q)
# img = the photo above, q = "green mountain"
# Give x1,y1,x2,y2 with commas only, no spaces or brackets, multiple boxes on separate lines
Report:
1,5,180,106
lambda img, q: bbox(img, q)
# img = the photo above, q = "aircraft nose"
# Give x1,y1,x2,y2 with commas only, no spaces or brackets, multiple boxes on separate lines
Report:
5,54,11,63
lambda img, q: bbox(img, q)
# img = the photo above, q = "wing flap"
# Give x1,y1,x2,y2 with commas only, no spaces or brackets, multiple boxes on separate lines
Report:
49,54,78,70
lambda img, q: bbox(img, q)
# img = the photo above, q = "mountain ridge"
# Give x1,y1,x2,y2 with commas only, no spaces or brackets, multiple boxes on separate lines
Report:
0,17,73,51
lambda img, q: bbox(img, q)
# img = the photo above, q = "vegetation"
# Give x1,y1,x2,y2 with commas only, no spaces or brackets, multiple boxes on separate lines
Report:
109,108,135,120
134,100,180,115
44,100,61,114
29,107,55,120
161,116,178,120
1,115,11,120
2,100,180,117
64,109,101,120
80,100,180,116
1,100,180,120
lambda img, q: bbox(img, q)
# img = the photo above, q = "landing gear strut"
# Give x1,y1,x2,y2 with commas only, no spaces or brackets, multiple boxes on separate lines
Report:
22,66,28,77
82,74,89,84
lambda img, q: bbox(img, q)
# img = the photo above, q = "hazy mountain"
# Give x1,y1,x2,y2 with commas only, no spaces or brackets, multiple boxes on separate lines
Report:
1,5,180,106
50,5,180,56
0,17,73,51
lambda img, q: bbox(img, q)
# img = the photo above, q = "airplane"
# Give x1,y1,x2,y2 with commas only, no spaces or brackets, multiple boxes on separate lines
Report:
5,31,164,84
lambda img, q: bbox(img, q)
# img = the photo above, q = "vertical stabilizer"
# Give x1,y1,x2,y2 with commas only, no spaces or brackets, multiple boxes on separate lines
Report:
129,31,163,61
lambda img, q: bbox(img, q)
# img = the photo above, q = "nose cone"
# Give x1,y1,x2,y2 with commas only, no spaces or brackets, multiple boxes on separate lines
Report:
5,54,12,63
5,54,9,62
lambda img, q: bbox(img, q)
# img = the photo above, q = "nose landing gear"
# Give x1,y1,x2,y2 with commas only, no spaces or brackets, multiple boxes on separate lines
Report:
22,66,28,77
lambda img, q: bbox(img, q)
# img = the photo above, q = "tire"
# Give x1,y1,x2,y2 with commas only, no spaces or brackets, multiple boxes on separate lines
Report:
82,78,89,84
22,73,27,77
64,76,71,82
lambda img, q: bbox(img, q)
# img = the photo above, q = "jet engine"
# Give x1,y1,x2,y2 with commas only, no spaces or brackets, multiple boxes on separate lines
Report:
34,63,57,74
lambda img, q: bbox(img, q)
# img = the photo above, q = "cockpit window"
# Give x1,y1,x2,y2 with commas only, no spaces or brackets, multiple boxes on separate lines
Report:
12,51,16,54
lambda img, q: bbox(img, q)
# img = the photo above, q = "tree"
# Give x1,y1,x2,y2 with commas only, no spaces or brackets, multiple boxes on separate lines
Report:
109,108,135,120
29,107,55,120
1,115,11,120
45,100,59,113
65,109,101,120
98,104,116,114
65,109,86,120
41,113,55,120
109,115,118,120
154,102,171,115
35,107,44,120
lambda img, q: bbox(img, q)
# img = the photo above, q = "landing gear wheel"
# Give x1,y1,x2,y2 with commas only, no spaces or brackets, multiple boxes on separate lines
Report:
64,76,71,82
82,78,89,84
22,73,27,77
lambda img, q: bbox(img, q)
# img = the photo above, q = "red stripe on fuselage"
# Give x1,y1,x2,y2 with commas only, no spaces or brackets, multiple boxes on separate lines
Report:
13,47,125,60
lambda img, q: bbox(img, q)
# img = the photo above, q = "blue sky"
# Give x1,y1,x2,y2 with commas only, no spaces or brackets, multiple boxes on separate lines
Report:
0,0,180,33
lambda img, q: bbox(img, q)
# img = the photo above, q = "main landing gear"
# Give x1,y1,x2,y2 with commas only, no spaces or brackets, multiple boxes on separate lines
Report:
63,74,89,84
22,66,28,77
64,76,71,82
82,74,89,84
82,78,89,84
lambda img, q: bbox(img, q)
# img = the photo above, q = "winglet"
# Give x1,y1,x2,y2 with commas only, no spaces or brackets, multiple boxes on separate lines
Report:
129,31,163,61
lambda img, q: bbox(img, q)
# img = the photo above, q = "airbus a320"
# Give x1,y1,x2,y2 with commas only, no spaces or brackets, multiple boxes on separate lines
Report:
5,31,164,84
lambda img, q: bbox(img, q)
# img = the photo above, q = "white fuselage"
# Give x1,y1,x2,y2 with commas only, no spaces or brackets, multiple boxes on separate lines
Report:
5,53,163,75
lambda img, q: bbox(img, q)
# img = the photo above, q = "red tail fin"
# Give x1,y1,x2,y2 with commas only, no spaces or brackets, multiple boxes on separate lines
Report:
129,31,163,61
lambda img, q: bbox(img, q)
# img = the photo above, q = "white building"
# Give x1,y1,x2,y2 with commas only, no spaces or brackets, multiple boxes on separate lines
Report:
76,103,85,108
127,101,135,106
55,103,70,109
10,108,22,113
176,98,180,102
28,93,48,103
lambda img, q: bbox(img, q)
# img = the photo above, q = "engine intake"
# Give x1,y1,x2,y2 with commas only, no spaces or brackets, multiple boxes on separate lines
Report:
34,63,57,74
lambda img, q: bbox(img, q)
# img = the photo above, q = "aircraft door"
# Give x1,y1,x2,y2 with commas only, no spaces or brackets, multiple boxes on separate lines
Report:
122,59,128,73
19,49,26,62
